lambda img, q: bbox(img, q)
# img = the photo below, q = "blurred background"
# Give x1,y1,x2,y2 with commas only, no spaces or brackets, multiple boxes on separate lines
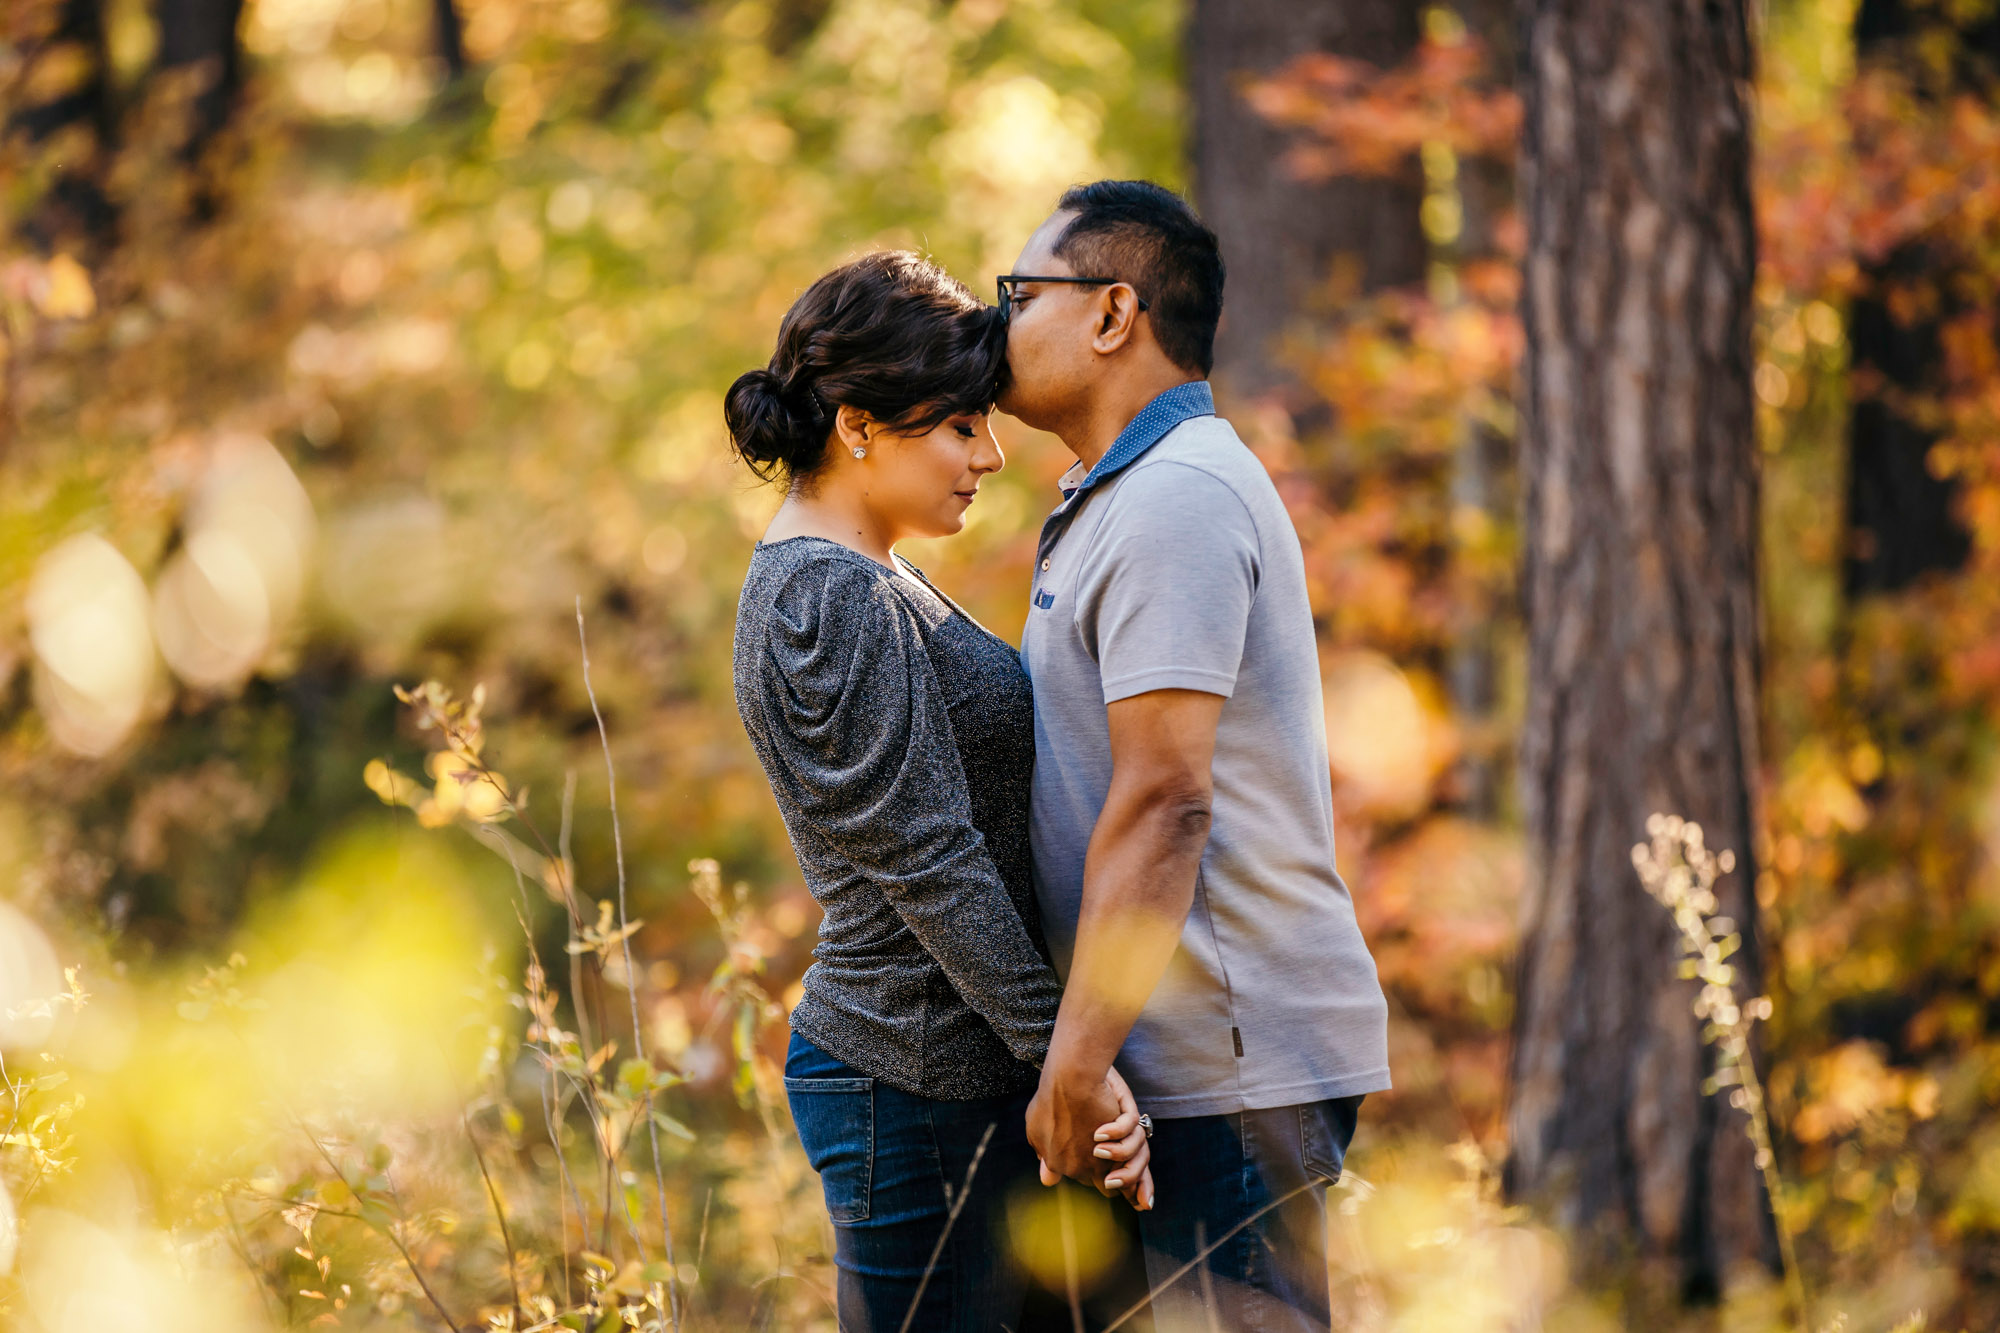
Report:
2,0,1997,1328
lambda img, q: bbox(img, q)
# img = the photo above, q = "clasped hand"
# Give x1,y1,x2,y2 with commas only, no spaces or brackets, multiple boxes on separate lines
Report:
1027,1063,1154,1210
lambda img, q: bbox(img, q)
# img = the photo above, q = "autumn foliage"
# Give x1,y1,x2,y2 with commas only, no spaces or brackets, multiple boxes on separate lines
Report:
5,0,2000,1329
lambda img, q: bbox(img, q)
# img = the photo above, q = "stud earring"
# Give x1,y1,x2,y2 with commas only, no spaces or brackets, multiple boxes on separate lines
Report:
852,447,867,459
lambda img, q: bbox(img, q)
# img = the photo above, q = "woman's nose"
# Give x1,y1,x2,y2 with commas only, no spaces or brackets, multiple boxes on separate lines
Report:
973,430,1004,474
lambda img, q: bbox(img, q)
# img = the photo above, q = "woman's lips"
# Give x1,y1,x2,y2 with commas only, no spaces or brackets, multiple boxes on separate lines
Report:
954,489,977,504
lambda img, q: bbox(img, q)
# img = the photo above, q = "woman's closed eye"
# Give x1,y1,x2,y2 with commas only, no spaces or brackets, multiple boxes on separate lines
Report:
955,424,977,439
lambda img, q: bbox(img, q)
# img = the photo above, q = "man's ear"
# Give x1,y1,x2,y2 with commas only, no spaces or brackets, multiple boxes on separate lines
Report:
1089,284,1145,356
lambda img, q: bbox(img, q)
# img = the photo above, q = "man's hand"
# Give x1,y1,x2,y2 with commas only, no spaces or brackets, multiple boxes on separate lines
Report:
1028,1062,1154,1208
1027,1059,1121,1187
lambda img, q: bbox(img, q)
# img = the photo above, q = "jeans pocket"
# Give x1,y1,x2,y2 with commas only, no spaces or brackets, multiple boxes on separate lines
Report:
1300,1095,1363,1184
784,1075,874,1223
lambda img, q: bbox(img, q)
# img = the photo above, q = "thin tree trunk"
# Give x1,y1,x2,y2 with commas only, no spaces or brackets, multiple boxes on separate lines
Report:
11,0,118,249
155,0,246,154
1841,0,1999,596
434,0,466,80
1187,0,1424,408
1507,0,1777,1301
1444,0,1515,816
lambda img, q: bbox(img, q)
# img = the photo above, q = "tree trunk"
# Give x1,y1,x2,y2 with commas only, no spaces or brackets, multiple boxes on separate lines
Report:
434,0,467,79
155,0,245,154
1444,0,1515,816
1508,0,1777,1301
11,0,118,249
1186,0,1424,406
1841,0,1999,596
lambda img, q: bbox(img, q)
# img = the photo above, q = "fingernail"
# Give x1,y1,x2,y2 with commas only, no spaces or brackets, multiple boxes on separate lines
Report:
1093,1146,1113,1159
1094,1131,1112,1142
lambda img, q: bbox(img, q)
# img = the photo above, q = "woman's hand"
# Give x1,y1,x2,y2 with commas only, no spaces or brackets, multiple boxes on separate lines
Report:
1035,1065,1153,1209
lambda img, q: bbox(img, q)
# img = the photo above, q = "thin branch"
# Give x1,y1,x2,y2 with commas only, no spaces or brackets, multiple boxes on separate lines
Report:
577,598,681,1332
1195,1221,1220,1333
216,1190,287,1328
897,1121,996,1333
293,1117,465,1333
1060,1184,1084,1333
1099,1178,1326,1333
464,1107,524,1328
541,1062,580,1309
556,767,600,1069
488,822,589,1294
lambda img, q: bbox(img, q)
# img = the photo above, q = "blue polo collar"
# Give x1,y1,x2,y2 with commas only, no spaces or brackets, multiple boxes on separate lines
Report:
1056,380,1215,502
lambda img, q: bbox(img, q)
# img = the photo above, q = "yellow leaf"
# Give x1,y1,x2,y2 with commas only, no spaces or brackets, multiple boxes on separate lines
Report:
36,255,95,319
363,759,422,807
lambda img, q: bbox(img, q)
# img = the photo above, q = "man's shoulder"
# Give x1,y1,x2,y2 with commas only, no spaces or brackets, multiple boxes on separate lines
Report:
1110,414,1282,519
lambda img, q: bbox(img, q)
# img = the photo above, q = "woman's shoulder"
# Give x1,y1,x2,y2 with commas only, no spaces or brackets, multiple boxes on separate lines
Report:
749,537,900,606
745,539,916,654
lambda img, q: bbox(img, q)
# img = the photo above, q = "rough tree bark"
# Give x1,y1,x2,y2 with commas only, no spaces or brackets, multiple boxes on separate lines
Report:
1841,0,2000,596
1507,0,1778,1301
1186,0,1424,405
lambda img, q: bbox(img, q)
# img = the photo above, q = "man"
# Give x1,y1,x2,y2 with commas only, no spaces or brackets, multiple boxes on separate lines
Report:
998,180,1391,1331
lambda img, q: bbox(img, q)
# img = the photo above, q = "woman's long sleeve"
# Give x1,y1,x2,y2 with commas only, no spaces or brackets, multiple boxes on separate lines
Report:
759,559,1061,1067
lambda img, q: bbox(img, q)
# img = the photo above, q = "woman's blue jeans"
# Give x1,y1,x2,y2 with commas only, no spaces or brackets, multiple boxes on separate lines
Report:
785,1032,1042,1332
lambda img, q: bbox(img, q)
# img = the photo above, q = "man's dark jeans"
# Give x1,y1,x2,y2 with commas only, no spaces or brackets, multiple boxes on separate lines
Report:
1035,1095,1364,1333
784,1033,1042,1332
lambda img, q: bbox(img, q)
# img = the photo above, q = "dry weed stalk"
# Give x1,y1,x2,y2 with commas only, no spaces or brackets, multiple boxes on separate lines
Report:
1634,813,1805,1333
355,626,703,1330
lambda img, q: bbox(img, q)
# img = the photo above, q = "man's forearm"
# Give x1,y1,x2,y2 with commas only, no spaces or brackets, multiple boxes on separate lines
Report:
1045,792,1210,1085
1029,688,1223,1187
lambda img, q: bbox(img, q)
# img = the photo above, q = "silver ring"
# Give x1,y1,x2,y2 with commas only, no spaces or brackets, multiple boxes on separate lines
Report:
1138,1113,1154,1140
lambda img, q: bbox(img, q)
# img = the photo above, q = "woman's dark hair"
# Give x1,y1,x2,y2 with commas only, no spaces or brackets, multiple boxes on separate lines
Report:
725,252,1007,488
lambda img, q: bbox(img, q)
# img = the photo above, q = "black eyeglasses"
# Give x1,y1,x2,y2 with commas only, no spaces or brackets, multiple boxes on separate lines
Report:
996,274,1150,322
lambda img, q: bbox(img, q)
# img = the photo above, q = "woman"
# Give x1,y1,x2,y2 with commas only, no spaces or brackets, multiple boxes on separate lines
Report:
727,251,1152,1332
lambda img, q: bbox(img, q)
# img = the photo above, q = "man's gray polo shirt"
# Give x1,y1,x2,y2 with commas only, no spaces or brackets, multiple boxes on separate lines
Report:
1020,381,1391,1118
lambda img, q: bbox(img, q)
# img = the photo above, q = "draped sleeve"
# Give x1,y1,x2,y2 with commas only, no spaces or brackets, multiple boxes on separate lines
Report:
758,557,1061,1066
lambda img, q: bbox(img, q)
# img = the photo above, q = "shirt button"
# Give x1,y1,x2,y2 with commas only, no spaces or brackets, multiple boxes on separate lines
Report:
1040,558,1051,571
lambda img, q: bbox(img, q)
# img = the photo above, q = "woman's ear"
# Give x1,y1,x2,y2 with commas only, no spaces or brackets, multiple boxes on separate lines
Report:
833,404,877,450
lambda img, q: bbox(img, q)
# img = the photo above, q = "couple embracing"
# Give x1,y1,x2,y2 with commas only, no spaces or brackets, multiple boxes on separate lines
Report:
727,181,1390,1332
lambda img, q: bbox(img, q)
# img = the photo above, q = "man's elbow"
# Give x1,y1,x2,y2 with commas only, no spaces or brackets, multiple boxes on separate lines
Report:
1151,789,1213,853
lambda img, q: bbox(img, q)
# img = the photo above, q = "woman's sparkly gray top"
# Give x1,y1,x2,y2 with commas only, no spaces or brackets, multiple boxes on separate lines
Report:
733,536,1061,1099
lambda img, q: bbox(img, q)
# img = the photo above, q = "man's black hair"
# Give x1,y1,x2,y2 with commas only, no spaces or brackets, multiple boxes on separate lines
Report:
1052,180,1225,377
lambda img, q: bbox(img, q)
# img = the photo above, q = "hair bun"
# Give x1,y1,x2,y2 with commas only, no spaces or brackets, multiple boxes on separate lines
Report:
725,251,1005,490
724,367,823,480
